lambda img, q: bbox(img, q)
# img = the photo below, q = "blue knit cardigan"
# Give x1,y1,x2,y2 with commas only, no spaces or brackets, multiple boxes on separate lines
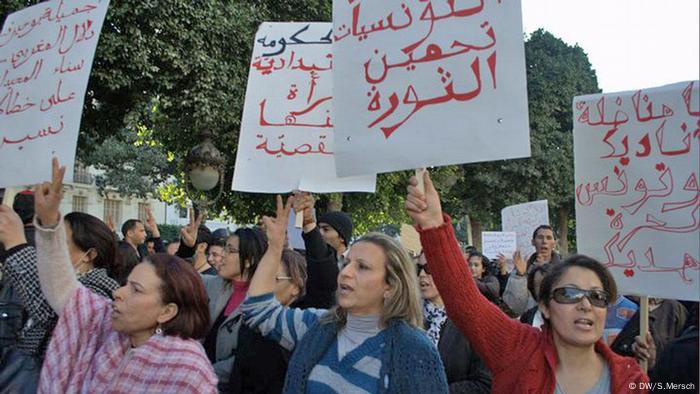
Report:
284,317,449,393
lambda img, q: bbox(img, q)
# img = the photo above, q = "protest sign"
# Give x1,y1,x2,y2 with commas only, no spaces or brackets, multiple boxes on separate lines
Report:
232,22,376,193
501,200,549,258
0,0,110,187
574,81,700,301
481,231,517,260
332,1,530,176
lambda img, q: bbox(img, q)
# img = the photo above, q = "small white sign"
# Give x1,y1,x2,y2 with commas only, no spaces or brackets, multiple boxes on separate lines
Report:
501,200,550,258
481,231,517,260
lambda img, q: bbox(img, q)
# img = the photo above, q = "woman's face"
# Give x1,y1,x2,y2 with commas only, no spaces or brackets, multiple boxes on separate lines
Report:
337,241,390,316
219,235,243,281
468,255,485,279
111,263,175,338
207,245,225,271
540,266,607,348
416,254,440,303
274,264,300,307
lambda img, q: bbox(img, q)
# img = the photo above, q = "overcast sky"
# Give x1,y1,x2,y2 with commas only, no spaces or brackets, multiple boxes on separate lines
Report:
522,0,699,93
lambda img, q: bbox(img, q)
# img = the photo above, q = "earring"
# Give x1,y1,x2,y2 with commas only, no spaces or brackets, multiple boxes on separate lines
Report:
155,325,163,335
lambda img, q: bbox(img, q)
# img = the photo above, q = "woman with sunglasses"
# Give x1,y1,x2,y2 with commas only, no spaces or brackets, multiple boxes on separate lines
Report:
406,171,648,393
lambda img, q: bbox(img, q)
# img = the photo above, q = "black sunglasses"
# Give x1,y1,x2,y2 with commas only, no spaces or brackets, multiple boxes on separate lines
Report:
416,264,430,276
551,287,610,308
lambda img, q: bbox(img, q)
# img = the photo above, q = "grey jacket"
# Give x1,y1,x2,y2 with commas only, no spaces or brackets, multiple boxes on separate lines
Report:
201,275,244,383
502,253,562,316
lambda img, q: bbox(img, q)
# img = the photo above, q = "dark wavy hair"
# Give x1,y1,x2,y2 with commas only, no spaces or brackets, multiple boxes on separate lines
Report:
467,251,492,278
64,212,124,281
147,253,211,339
232,227,268,281
527,263,555,302
539,254,617,307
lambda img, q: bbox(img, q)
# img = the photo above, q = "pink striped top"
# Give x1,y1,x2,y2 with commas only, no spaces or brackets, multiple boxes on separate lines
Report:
39,287,217,393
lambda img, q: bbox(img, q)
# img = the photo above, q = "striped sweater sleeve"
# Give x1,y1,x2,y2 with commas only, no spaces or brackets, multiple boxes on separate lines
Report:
241,293,326,351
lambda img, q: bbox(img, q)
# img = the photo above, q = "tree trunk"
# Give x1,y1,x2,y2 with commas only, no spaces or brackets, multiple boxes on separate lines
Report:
558,206,569,256
327,193,343,212
471,219,483,251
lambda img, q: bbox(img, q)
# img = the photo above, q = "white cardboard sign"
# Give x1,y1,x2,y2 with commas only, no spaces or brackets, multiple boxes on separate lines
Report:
573,81,700,301
332,0,530,176
481,231,517,261
232,22,376,193
501,200,550,258
0,0,110,187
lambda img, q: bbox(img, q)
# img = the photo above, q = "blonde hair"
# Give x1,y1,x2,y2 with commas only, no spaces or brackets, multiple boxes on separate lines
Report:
321,232,423,329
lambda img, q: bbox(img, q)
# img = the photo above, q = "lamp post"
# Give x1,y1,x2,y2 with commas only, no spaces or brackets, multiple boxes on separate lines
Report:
184,131,226,214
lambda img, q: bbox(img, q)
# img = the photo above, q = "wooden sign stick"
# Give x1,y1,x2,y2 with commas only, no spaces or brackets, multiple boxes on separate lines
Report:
639,295,649,373
293,190,304,228
415,168,427,195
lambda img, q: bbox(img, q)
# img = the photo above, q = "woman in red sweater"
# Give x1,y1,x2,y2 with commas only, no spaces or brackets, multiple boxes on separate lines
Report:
405,171,649,394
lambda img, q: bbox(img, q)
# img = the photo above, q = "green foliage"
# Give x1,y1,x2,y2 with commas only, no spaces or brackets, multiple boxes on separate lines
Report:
156,224,181,243
84,106,176,199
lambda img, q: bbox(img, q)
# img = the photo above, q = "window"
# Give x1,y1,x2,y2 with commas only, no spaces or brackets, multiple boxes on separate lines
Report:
103,199,121,225
73,162,93,184
72,195,87,213
138,202,149,222
179,206,188,219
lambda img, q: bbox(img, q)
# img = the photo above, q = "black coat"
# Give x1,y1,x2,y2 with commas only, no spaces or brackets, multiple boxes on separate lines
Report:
290,226,338,310
650,326,698,390
436,319,492,393
611,299,688,359
227,226,338,393
228,324,289,394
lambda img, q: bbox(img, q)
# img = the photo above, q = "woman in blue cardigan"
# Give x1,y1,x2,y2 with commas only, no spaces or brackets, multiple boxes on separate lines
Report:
242,196,448,393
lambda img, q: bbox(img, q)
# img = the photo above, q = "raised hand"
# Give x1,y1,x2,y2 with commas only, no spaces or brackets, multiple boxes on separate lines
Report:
144,206,160,238
105,214,116,233
35,158,65,226
405,170,444,229
292,191,315,228
632,331,656,369
512,250,527,276
0,205,27,249
496,253,508,275
262,195,294,250
180,207,204,247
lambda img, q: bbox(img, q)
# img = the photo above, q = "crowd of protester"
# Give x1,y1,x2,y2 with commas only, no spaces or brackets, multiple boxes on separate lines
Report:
0,161,697,393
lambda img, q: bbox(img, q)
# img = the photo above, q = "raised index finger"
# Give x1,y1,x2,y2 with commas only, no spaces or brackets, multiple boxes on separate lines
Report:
275,195,284,217
51,157,65,193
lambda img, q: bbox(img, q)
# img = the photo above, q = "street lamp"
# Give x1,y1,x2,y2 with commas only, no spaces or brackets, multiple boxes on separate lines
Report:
184,131,226,213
